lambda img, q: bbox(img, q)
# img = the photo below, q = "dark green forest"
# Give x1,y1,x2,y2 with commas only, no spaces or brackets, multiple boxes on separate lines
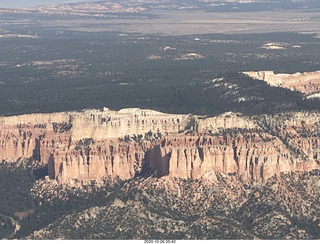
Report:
0,32,320,116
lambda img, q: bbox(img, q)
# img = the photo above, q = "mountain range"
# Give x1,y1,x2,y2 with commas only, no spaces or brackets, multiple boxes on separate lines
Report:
1,0,319,11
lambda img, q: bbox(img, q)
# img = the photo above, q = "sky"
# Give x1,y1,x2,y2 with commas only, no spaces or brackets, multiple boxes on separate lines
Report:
0,0,96,9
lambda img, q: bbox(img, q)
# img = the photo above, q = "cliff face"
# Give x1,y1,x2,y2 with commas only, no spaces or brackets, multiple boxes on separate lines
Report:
0,108,191,163
243,70,320,96
0,121,71,167
146,131,320,183
0,108,320,184
46,131,299,184
50,140,148,184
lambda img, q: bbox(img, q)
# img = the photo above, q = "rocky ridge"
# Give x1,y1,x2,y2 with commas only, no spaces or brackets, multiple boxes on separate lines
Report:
26,169,320,239
1,108,320,184
243,70,320,97
1,0,317,17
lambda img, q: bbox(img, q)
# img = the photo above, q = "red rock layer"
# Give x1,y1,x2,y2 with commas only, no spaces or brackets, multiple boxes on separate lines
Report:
146,133,319,183
47,132,320,184
0,123,71,166
1,109,320,184
49,140,148,184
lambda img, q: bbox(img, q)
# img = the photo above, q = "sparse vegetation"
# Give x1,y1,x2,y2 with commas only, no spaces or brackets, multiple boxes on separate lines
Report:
52,122,72,133
0,157,319,240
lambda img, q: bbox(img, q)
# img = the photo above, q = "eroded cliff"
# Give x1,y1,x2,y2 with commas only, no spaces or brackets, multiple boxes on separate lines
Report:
243,70,320,97
0,108,319,183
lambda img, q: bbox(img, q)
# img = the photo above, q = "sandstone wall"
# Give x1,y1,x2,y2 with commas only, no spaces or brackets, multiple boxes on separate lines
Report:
49,140,149,184
71,108,193,141
243,70,320,95
1,108,320,184
146,133,303,183
48,131,320,184
0,108,252,164
196,112,255,133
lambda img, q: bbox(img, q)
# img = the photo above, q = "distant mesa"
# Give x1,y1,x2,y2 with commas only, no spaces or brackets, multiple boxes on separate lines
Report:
243,70,320,97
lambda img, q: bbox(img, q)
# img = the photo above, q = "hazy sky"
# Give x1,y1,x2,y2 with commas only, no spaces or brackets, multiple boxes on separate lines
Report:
0,0,96,9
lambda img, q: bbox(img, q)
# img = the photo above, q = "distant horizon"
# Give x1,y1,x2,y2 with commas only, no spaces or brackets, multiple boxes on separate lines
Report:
0,0,95,9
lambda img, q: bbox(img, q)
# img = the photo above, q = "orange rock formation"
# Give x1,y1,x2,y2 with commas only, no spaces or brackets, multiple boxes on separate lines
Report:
0,108,319,184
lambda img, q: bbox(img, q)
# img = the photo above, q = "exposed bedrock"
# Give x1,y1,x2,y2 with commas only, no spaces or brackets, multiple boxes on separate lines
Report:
0,108,320,183
243,70,320,97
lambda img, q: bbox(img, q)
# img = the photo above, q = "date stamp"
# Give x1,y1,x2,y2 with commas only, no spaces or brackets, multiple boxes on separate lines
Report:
144,240,176,244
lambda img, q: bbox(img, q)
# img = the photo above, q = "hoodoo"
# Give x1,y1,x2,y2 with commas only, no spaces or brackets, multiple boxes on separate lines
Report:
1,108,319,183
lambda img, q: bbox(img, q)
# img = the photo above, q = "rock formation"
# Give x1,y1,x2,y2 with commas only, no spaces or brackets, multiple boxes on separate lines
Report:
243,70,320,96
0,108,320,184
